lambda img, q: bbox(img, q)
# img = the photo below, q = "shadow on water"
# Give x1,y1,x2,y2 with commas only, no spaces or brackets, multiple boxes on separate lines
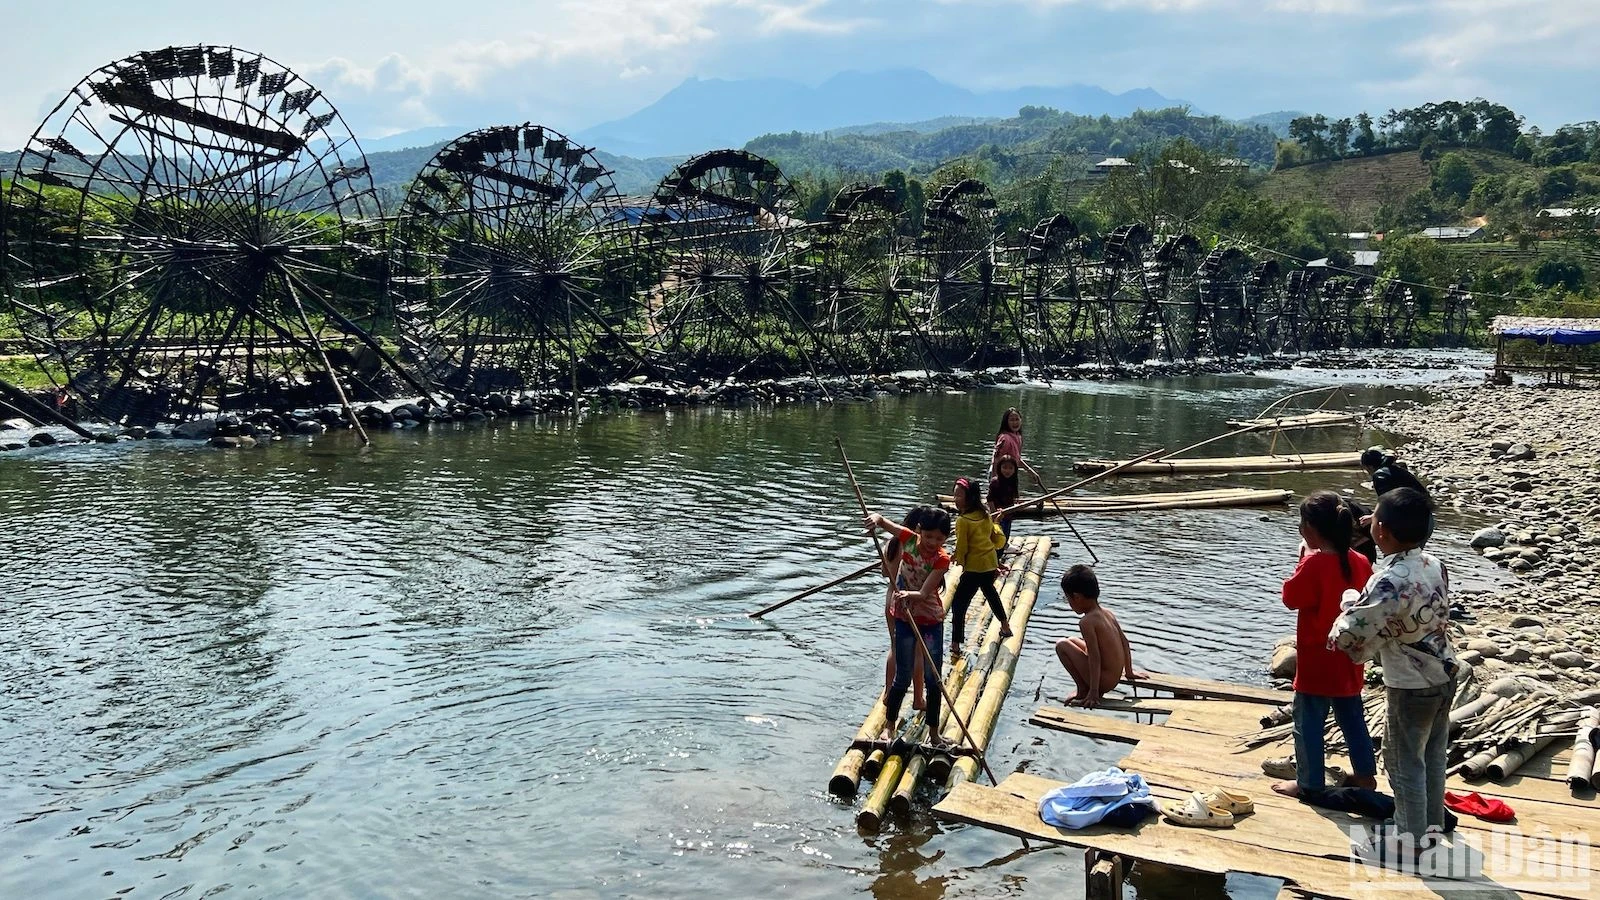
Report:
0,357,1506,898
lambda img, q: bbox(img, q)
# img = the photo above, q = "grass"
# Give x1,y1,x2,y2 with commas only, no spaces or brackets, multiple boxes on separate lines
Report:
1258,151,1432,224
0,355,61,391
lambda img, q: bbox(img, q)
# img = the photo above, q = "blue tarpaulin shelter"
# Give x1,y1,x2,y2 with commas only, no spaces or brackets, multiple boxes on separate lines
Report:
1491,316,1600,346
1491,316,1600,383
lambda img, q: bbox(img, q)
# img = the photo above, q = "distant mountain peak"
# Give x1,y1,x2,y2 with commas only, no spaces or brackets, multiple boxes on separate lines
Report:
574,68,1179,158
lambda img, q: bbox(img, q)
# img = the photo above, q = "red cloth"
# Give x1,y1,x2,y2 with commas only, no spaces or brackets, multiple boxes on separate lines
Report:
994,431,1023,468
1283,549,1373,696
1445,791,1515,822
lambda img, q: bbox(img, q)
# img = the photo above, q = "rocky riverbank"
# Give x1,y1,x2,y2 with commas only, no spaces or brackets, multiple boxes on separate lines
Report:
1360,382,1600,694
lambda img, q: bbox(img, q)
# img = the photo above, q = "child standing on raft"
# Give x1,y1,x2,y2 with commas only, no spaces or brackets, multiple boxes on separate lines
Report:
991,407,1044,489
877,506,934,712
987,455,1021,544
1274,491,1377,799
864,508,953,743
950,477,1012,655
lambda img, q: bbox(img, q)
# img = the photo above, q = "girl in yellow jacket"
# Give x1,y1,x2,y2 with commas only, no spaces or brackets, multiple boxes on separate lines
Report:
950,476,1012,654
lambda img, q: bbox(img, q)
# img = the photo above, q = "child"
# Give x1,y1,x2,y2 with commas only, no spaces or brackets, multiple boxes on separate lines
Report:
1055,565,1145,708
990,407,1044,488
950,477,1012,655
987,454,1021,544
1331,487,1457,863
1274,491,1377,799
864,507,954,743
878,506,934,711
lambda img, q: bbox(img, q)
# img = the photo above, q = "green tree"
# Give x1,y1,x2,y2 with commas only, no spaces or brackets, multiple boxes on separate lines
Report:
1352,113,1378,155
1377,233,1452,310
1432,152,1474,203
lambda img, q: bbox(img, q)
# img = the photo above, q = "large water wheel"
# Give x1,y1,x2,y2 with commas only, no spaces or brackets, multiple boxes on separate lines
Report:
913,179,1004,369
389,124,644,396
1014,214,1091,367
1250,260,1291,354
2,45,397,424
634,150,823,381
1147,233,1204,359
808,183,915,373
1196,245,1255,357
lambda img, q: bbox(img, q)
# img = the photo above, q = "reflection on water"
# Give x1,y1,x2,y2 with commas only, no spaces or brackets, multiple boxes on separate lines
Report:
0,359,1505,898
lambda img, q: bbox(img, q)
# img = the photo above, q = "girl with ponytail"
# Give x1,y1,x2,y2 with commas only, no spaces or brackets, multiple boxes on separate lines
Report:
1273,490,1378,799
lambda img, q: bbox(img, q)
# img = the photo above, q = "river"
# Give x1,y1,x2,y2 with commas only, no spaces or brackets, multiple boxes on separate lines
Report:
0,356,1510,898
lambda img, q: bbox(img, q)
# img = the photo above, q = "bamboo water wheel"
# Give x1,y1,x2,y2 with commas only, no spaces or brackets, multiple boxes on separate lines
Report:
388,124,643,396
1195,245,1255,357
1148,233,1204,359
808,183,914,373
634,149,822,381
913,179,1003,369
1250,260,1291,354
1014,214,1092,367
3,45,396,424
1095,223,1155,362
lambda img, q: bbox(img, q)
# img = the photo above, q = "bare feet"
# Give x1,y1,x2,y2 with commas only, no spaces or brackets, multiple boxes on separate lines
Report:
1272,780,1302,798
912,695,926,712
999,624,1015,639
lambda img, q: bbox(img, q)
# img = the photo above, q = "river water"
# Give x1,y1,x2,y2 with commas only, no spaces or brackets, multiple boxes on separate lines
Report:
0,357,1509,899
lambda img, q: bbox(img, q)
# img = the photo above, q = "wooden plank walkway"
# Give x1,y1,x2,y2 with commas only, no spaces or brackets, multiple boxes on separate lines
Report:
936,674,1599,899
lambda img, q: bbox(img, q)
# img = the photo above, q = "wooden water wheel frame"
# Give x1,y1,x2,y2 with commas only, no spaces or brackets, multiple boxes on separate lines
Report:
808,183,917,373
913,179,1004,370
389,123,647,396
1013,213,1092,368
1195,245,1256,358
3,45,402,425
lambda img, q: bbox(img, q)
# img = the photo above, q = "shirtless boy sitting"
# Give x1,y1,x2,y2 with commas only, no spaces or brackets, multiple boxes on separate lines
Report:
1055,565,1146,708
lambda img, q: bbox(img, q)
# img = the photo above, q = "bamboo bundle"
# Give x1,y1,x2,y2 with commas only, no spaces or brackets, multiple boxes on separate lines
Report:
860,539,1042,826
1488,736,1557,781
1226,411,1360,430
943,543,1051,791
830,562,968,799
1071,451,1361,477
937,487,1291,517
1580,707,1600,790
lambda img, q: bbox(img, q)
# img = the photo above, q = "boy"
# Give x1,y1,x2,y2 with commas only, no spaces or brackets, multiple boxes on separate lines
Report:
1330,487,1457,865
1055,565,1146,709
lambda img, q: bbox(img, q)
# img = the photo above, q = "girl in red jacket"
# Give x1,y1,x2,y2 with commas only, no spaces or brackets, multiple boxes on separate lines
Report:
1275,490,1378,798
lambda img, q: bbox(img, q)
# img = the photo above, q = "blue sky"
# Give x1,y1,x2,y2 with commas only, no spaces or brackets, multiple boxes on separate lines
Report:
3,0,1596,148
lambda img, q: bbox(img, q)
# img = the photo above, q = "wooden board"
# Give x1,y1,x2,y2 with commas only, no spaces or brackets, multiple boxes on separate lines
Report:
936,487,1292,518
1228,411,1362,430
1072,451,1361,477
1124,673,1292,706
1030,706,1163,744
935,774,1590,899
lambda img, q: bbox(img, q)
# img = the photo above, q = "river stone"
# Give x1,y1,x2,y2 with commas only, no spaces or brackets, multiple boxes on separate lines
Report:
1465,638,1503,658
27,432,57,447
1500,646,1532,664
1509,615,1544,629
1492,439,1514,452
1,441,24,451
1509,558,1534,572
1551,651,1588,669
173,417,218,439
1504,443,1536,462
1471,527,1506,549
1510,479,1535,493
1269,644,1297,679
1456,649,1485,667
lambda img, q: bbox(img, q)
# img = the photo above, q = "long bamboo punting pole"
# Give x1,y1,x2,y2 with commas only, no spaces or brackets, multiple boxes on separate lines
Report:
942,541,1050,790
835,437,1001,799
996,447,1165,517
750,560,879,619
888,540,1041,815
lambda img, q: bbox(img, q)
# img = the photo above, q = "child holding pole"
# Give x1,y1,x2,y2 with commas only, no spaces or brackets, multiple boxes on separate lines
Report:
864,508,953,743
878,505,936,711
1331,487,1457,866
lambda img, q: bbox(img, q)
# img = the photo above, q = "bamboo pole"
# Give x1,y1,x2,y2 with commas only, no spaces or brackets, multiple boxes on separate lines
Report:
750,560,878,619
925,539,1041,783
944,541,1049,790
829,691,889,798
994,447,1166,518
888,542,1039,815
1572,707,1600,790
1488,736,1556,781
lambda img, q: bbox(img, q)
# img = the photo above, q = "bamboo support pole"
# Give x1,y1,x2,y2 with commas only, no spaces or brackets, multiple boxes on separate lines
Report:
829,692,889,798
1573,707,1600,790
944,540,1049,790
994,447,1166,518
1488,736,1556,781
751,560,878,619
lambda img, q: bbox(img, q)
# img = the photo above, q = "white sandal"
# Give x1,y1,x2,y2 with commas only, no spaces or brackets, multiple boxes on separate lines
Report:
1197,786,1254,816
1162,791,1235,828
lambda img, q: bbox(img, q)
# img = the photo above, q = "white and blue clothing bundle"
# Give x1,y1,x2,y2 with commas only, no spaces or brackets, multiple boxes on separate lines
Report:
1038,767,1160,830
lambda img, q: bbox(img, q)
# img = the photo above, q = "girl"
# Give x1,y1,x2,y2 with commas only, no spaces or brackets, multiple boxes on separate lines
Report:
878,506,933,711
991,407,1044,488
950,477,1012,655
864,507,953,743
987,454,1021,544
1274,490,1377,799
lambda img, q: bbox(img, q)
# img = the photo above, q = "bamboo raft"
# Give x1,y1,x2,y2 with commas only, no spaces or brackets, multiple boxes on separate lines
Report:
829,534,1054,831
1226,410,1360,430
934,675,1600,899
1072,451,1362,477
939,487,1292,517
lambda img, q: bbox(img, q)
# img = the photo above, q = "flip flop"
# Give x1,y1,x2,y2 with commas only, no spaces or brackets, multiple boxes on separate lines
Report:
1198,787,1254,816
1161,791,1235,828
